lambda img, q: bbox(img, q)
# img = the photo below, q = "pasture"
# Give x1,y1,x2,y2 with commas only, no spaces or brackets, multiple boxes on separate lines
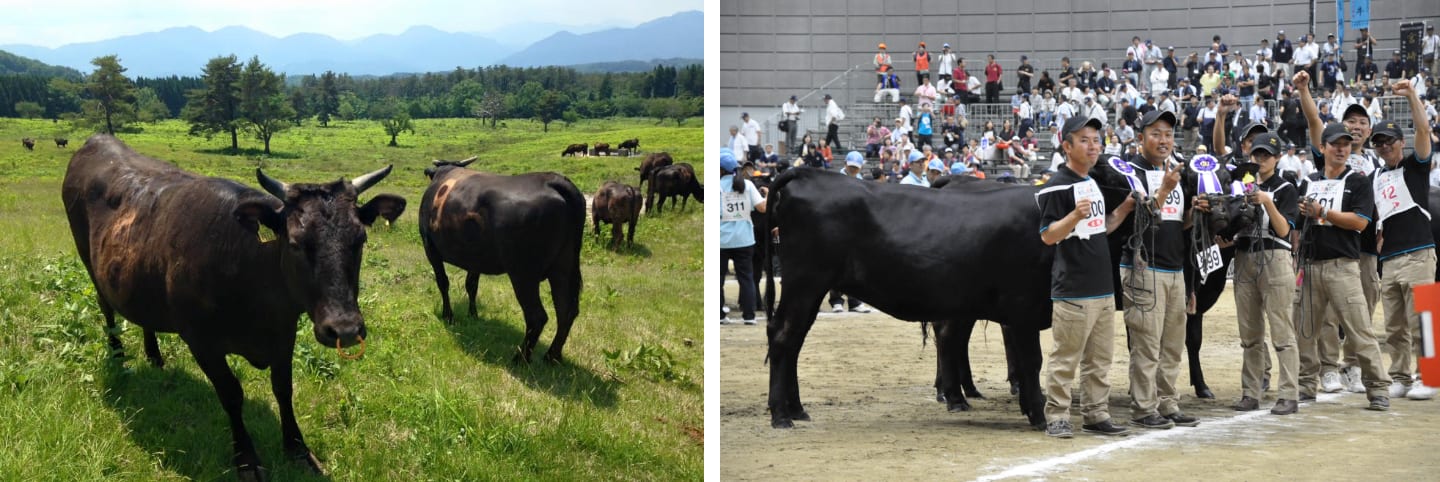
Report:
0,117,703,480
720,282,1440,480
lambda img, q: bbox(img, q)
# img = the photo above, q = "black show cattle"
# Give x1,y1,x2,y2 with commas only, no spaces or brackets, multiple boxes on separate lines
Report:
561,143,588,157
592,180,642,250
22,137,35,150
61,135,405,479
418,157,585,362
763,164,1134,429
617,138,640,152
636,152,674,189
646,163,702,214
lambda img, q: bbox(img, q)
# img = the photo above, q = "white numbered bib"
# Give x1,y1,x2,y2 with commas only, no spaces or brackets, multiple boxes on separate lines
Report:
1308,179,1346,227
1197,244,1224,283
1146,170,1184,222
1373,169,1422,227
1072,180,1106,239
721,191,751,222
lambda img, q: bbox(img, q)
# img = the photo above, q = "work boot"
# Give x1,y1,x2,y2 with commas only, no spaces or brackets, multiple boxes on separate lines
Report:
1270,399,1298,415
1129,414,1174,429
1081,419,1130,436
1234,396,1260,411
1367,396,1391,411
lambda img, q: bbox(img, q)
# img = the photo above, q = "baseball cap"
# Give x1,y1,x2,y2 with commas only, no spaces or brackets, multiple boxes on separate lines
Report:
790,95,797,101
845,151,865,167
919,41,926,47
1168,45,1174,50
720,151,738,173
741,112,749,118
1135,110,1177,131
1341,103,1369,123
1322,122,1355,144
1145,39,1152,45
1060,115,1104,141
943,43,950,48
1278,29,1286,35
824,94,832,100
908,151,924,163
1235,122,1269,143
927,159,945,172
1021,55,1028,61
1369,121,1403,142
1249,133,1282,156
950,163,967,175
878,43,886,49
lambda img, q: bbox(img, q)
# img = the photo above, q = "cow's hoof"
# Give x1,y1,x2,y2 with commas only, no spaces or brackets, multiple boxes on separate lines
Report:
771,418,795,429
936,391,946,403
789,410,810,422
543,352,564,364
965,388,986,400
1195,386,1216,399
236,464,269,482
947,400,972,412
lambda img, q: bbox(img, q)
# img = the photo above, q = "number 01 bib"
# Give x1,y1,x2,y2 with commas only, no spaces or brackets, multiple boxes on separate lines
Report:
1308,179,1345,227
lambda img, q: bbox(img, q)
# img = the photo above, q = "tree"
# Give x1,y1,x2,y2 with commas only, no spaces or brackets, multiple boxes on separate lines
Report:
375,102,415,147
82,55,137,135
337,91,363,120
472,90,505,128
134,87,170,123
237,56,294,155
315,70,339,126
534,89,568,132
561,109,578,128
14,101,43,119
180,55,242,150
46,78,82,119
288,88,309,125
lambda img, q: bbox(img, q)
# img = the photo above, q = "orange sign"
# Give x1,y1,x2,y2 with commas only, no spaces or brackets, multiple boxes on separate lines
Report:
1411,283,1440,387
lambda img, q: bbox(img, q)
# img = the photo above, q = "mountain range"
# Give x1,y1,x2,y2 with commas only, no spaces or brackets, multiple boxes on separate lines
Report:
0,10,701,77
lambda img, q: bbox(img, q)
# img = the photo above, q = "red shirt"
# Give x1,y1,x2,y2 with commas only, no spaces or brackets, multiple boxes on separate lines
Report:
985,63,1002,82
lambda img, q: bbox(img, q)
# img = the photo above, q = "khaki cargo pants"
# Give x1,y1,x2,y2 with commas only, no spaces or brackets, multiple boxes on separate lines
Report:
1121,268,1186,419
1234,249,1300,400
1294,258,1389,398
1326,254,1380,372
1379,248,1437,385
1045,296,1116,425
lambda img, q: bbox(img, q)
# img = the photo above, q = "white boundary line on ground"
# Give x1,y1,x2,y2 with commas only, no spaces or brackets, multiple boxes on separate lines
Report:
972,392,1345,482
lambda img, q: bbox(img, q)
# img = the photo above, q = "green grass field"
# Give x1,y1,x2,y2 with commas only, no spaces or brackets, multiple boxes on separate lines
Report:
0,117,704,480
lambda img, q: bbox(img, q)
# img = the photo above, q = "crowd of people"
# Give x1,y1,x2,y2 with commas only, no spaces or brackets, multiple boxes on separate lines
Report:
733,25,1440,189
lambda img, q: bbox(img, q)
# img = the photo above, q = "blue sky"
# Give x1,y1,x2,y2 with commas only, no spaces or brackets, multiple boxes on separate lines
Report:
0,0,703,47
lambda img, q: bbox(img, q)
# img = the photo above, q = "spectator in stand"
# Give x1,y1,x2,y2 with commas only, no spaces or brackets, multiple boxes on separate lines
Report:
1019,94,1034,127
1424,25,1440,79
1322,33,1341,65
1123,51,1143,89
985,54,1004,103
1386,50,1408,92
780,95,804,156
741,112,764,163
898,97,915,132
1198,97,1219,149
1103,125,1123,156
952,58,975,104
1257,38,1273,62
1097,64,1118,103
916,103,936,149
1056,95,1078,128
1249,98,1269,127
1157,90,1177,116
1062,79,1083,105
1256,63,1276,100
915,78,939,108
866,118,889,158
913,42,932,86
1200,65,1222,97
1185,52,1203,86
1118,97,1140,126
1363,95,1384,125
875,67,902,103
1150,61,1170,96
1322,53,1344,94
1293,35,1317,91
1058,57,1077,87
729,125,748,162
1004,135,1032,179
1144,40,1163,93
1078,61,1099,90
873,43,892,84
942,115,964,152
1413,69,1431,101
1037,70,1056,95
1176,78,1198,102
1084,97,1108,126
1279,90,1308,147
1039,90,1057,127
824,93,845,150
891,117,912,148
1236,63,1258,111
1356,27,1377,67
1328,86,1356,122
937,43,957,85
1116,116,1136,147
1163,46,1180,90
760,144,780,172
998,119,1016,142
1018,55,1035,94
1274,30,1294,80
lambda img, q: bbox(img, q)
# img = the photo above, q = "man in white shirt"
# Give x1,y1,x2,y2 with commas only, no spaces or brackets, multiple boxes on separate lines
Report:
1277,143,1302,176
1149,64,1169,95
823,94,845,149
1293,35,1317,91
1145,40,1164,94
1055,98,1077,128
740,112,764,163
1018,95,1033,124
1249,101,1268,127
1321,33,1339,60
937,43,958,84
1413,70,1430,100
729,125,749,162
1061,80,1083,106
1424,25,1440,79
897,98,915,130
1256,39,1273,61
1157,91,1177,115
780,95,804,156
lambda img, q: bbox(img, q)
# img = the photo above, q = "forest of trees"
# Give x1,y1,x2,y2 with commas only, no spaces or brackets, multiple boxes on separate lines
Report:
0,53,703,151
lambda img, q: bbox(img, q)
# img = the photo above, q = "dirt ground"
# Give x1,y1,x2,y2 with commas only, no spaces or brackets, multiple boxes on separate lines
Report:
720,281,1440,480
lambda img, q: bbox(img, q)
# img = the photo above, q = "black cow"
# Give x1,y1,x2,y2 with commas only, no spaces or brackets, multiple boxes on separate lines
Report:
55,137,68,148
593,143,611,156
22,137,34,150
763,163,1135,429
61,135,405,479
561,143,587,157
646,163,702,214
593,180,642,250
618,138,640,152
636,152,674,189
419,157,585,362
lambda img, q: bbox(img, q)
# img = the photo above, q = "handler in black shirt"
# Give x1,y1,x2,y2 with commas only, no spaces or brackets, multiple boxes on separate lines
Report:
1036,116,1136,438
1117,110,1201,429
1370,80,1437,400
1295,122,1391,410
1230,133,1302,415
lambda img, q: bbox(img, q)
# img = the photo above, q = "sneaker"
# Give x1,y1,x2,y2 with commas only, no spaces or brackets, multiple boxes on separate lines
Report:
1321,371,1344,393
1081,419,1130,436
720,317,735,325
1389,381,1409,398
849,303,872,313
1270,398,1298,415
743,318,757,326
1407,383,1437,401
1367,396,1391,411
1045,420,1074,438
1345,366,1365,393
722,305,731,315
1163,412,1200,427
831,304,844,313
1129,414,1175,429
1234,396,1260,411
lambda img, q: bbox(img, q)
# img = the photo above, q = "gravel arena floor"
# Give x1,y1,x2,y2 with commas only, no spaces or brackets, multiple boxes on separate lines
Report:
720,280,1440,480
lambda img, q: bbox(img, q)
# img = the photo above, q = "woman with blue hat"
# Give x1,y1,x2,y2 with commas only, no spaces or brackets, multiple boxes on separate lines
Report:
719,150,767,325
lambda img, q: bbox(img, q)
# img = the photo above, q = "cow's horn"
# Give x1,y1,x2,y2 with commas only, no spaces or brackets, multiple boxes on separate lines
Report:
456,156,478,167
432,159,445,166
351,165,393,194
256,168,288,199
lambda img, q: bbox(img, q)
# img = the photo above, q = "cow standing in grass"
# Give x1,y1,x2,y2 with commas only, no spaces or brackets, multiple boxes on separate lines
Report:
636,152,673,190
593,143,611,156
61,134,405,480
562,143,587,157
22,137,35,150
55,137,68,148
418,157,585,362
592,181,642,250
618,138,640,153
647,163,702,214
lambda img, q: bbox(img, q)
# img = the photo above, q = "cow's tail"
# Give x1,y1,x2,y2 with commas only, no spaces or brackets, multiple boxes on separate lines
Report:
550,176,587,300
920,321,930,347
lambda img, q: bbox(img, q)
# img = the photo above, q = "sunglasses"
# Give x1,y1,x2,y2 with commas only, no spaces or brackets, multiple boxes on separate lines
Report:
1371,136,1401,147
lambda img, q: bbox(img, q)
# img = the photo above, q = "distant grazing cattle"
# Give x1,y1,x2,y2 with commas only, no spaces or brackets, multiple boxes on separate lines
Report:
55,137,68,148
635,152,674,189
592,181,642,250
22,138,34,150
561,143,587,157
617,138,639,152
616,148,632,157
61,134,405,479
419,157,585,362
593,143,611,156
646,163,702,214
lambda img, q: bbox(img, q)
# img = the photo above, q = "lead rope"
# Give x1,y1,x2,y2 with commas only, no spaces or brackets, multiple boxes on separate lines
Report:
1124,191,1160,313
1294,213,1317,340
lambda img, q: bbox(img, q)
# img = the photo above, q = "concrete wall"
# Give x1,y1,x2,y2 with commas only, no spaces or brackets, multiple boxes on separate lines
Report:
721,0,1440,137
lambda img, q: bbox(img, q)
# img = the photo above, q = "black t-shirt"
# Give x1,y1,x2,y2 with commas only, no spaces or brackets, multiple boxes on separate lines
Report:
1038,164,1114,299
1121,106,1139,127
1018,64,1034,90
1238,74,1255,97
1037,76,1055,93
1300,166,1375,261
1275,40,1293,63
1235,173,1300,251
1375,153,1435,259
1386,60,1405,79
1058,66,1075,85
1121,155,1189,271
